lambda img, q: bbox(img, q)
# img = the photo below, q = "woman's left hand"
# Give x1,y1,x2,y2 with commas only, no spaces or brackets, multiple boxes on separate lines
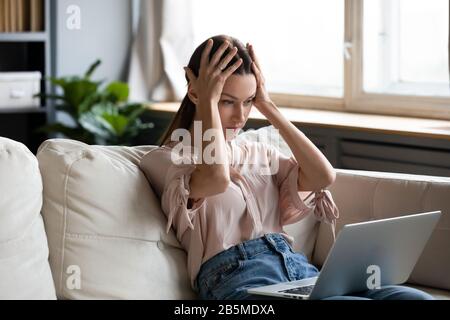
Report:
246,43,274,112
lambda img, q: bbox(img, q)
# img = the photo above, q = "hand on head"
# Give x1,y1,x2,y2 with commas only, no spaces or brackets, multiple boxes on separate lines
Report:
184,39,243,108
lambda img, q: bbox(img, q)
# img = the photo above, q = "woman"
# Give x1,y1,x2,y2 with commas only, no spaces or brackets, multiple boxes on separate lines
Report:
142,35,433,300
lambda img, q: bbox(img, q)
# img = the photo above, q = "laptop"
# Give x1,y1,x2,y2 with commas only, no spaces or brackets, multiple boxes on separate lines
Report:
247,211,442,300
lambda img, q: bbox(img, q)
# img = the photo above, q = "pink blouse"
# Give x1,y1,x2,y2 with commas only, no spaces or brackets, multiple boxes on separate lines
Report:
139,139,339,290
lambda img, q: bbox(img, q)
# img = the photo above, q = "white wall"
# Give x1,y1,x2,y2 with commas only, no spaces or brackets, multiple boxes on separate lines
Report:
53,0,132,82
52,0,133,126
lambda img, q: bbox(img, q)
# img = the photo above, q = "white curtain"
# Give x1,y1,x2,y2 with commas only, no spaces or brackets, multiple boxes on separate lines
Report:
127,0,195,102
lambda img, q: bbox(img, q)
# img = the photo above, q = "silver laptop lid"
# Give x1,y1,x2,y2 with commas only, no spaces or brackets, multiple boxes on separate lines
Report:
309,211,442,300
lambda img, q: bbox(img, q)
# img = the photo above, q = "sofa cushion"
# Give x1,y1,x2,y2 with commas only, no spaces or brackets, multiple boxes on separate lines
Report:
37,139,195,299
235,126,320,261
0,137,56,300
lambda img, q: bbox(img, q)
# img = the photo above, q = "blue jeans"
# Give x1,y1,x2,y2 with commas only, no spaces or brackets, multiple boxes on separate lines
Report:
195,233,434,300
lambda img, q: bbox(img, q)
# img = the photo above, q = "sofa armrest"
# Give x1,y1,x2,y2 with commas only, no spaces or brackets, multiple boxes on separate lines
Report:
312,169,450,292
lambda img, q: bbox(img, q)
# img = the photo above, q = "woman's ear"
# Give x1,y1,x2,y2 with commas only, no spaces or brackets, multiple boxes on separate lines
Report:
187,83,199,105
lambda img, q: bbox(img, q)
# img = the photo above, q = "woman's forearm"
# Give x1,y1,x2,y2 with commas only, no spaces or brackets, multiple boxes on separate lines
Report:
195,99,230,181
257,102,336,191
244,42,335,191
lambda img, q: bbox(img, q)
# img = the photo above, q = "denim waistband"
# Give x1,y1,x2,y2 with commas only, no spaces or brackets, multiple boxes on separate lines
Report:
199,233,292,276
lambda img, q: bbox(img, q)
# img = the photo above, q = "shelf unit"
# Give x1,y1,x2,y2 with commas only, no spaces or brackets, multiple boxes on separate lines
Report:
0,32,48,42
0,0,53,154
0,107,48,114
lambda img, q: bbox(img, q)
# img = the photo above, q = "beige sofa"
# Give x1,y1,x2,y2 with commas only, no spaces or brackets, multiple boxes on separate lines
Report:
0,136,449,300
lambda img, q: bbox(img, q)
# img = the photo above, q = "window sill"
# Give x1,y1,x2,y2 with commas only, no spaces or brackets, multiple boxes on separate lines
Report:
145,102,450,141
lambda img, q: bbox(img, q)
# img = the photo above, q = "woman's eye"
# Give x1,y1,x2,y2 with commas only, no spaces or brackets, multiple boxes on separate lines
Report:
220,99,253,106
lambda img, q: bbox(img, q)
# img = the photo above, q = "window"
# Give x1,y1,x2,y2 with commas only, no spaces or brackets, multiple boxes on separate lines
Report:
190,0,450,120
364,0,449,97
192,0,345,98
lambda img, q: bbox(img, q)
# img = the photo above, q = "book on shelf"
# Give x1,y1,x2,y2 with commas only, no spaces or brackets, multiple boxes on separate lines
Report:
0,0,43,33
0,0,4,33
3,0,11,32
30,0,44,32
10,0,17,32
17,0,31,32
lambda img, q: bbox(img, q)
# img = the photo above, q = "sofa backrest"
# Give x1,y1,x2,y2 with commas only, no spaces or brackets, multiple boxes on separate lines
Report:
37,139,196,299
0,137,56,299
314,169,450,291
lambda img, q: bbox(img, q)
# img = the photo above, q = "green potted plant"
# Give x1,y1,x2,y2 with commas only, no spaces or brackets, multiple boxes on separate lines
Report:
37,59,154,146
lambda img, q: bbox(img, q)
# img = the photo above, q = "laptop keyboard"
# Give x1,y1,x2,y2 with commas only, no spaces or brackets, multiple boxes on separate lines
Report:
279,285,315,296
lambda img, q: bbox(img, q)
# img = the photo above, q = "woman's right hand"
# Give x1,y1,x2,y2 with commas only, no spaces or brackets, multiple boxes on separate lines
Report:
184,39,243,106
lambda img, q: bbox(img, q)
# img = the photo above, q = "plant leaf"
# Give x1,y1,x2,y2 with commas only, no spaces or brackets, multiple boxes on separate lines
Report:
79,112,115,140
35,123,92,141
33,93,66,101
101,113,129,136
64,80,99,110
91,102,118,116
77,92,101,115
84,59,102,79
54,104,78,119
49,77,67,88
120,103,143,114
105,82,129,102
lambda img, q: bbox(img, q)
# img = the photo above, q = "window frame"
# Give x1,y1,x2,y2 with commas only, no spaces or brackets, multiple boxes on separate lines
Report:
269,0,450,121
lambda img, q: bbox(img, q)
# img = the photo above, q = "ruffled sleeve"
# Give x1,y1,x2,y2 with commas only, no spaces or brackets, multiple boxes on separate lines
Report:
139,145,206,239
267,144,339,239
161,161,206,238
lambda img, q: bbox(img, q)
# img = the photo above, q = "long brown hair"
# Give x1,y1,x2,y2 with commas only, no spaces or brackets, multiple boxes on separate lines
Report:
158,35,254,147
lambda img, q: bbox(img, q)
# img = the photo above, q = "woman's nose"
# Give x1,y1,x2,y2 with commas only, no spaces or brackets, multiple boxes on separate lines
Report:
232,104,246,122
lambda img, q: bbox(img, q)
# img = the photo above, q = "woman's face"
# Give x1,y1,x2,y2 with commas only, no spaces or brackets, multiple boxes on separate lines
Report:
218,74,257,141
